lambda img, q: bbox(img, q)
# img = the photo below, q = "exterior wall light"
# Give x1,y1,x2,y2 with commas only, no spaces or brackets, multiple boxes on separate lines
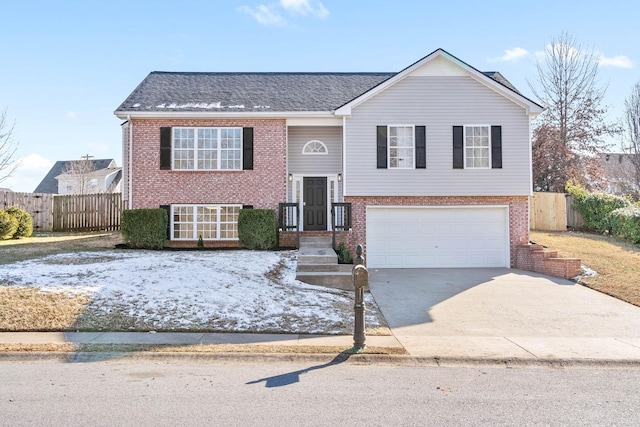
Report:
337,173,342,182
288,173,293,182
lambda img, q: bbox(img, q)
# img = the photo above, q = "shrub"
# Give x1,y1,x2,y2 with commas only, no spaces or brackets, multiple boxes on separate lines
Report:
121,208,168,249
0,210,18,240
4,206,33,238
238,209,277,250
336,242,353,264
566,182,630,232
607,206,640,244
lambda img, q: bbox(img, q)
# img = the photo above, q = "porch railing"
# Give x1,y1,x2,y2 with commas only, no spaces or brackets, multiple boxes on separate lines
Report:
331,202,352,249
278,203,300,247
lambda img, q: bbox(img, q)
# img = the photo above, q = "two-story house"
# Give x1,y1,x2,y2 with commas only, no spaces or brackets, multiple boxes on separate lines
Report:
115,48,544,269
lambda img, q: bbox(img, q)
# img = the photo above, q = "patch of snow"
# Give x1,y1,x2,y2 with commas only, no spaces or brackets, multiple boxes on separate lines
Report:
572,264,598,281
0,250,380,334
132,103,140,108
227,105,245,109
253,105,271,109
155,102,222,109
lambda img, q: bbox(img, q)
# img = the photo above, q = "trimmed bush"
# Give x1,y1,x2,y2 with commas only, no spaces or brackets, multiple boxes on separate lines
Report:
607,206,640,244
336,242,353,264
238,209,277,250
567,182,630,232
0,210,18,240
4,206,33,238
121,208,168,249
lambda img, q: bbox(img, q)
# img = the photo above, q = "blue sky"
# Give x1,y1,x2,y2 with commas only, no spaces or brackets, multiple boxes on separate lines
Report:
2,0,638,192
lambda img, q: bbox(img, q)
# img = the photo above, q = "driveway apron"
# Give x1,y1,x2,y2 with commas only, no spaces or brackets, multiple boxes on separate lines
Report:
368,268,640,360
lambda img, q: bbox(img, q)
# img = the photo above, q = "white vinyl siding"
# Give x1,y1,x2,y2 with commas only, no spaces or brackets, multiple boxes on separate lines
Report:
288,126,342,175
344,76,532,196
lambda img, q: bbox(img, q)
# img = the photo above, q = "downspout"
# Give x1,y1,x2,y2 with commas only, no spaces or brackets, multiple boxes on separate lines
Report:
127,115,133,209
342,116,347,199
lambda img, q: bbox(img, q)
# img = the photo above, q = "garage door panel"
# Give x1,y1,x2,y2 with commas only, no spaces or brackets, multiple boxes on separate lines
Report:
366,206,509,268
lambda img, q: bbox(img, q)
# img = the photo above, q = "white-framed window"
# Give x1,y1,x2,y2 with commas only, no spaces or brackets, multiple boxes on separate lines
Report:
388,125,415,169
464,125,490,169
302,140,328,155
172,127,242,171
171,204,242,240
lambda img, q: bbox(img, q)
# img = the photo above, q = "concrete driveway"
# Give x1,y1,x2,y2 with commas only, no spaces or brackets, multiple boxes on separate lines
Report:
368,268,640,362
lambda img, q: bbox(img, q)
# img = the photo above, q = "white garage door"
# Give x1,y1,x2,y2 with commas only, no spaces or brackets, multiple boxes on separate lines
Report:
366,206,509,268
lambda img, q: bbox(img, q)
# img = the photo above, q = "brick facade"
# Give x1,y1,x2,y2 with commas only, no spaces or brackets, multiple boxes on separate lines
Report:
129,118,287,210
344,195,530,268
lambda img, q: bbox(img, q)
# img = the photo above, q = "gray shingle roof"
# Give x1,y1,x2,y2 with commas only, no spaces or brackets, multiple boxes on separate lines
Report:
115,69,523,114
34,159,118,194
116,72,395,113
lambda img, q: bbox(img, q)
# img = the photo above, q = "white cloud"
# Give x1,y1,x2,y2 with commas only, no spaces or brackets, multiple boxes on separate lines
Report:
280,0,329,18
238,4,286,26
1,153,53,192
65,111,78,120
490,47,529,62
598,54,633,68
239,0,328,25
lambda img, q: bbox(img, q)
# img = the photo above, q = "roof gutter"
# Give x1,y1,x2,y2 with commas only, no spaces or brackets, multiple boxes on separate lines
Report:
114,111,337,120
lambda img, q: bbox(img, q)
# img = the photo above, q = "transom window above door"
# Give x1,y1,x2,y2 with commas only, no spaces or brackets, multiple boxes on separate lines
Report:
302,140,328,155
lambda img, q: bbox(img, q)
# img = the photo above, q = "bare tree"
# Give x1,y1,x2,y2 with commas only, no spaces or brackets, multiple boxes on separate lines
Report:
622,81,640,198
528,32,620,192
0,109,19,184
60,157,96,195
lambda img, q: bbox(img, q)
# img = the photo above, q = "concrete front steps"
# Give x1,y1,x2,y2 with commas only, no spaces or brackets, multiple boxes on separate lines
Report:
295,235,353,291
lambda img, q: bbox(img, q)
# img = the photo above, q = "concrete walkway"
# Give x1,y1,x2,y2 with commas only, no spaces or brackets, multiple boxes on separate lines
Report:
0,331,401,349
2,268,640,365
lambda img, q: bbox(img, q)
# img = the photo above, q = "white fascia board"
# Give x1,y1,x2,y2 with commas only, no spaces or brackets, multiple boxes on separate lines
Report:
114,110,336,120
286,117,343,126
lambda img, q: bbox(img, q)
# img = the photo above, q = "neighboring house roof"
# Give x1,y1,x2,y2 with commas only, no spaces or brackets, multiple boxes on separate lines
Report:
114,48,537,117
599,152,639,191
34,159,119,194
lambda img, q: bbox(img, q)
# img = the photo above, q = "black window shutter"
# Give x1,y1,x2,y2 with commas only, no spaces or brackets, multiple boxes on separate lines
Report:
243,127,254,170
159,205,171,239
453,126,464,169
377,126,387,169
160,127,172,170
415,126,426,169
491,126,502,169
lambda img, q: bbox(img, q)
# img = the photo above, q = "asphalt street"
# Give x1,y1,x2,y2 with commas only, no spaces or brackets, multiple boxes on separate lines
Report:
1,359,639,426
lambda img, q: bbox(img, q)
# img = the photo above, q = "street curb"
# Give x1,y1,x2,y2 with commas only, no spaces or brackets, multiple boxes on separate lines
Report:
2,351,640,368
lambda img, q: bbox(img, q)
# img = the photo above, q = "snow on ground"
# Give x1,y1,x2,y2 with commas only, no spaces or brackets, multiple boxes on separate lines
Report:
1,250,382,334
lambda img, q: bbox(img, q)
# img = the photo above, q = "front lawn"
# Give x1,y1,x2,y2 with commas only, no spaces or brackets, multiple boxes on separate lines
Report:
530,230,640,307
0,233,389,335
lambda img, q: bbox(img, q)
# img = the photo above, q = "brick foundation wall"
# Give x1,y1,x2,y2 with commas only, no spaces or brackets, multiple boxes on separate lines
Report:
164,240,241,249
130,118,287,211
344,195,529,267
278,230,350,249
515,244,581,280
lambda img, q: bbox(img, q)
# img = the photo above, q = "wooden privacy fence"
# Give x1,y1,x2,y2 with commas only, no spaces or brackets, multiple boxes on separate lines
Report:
529,192,585,231
1,191,125,232
53,193,124,231
1,191,53,231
